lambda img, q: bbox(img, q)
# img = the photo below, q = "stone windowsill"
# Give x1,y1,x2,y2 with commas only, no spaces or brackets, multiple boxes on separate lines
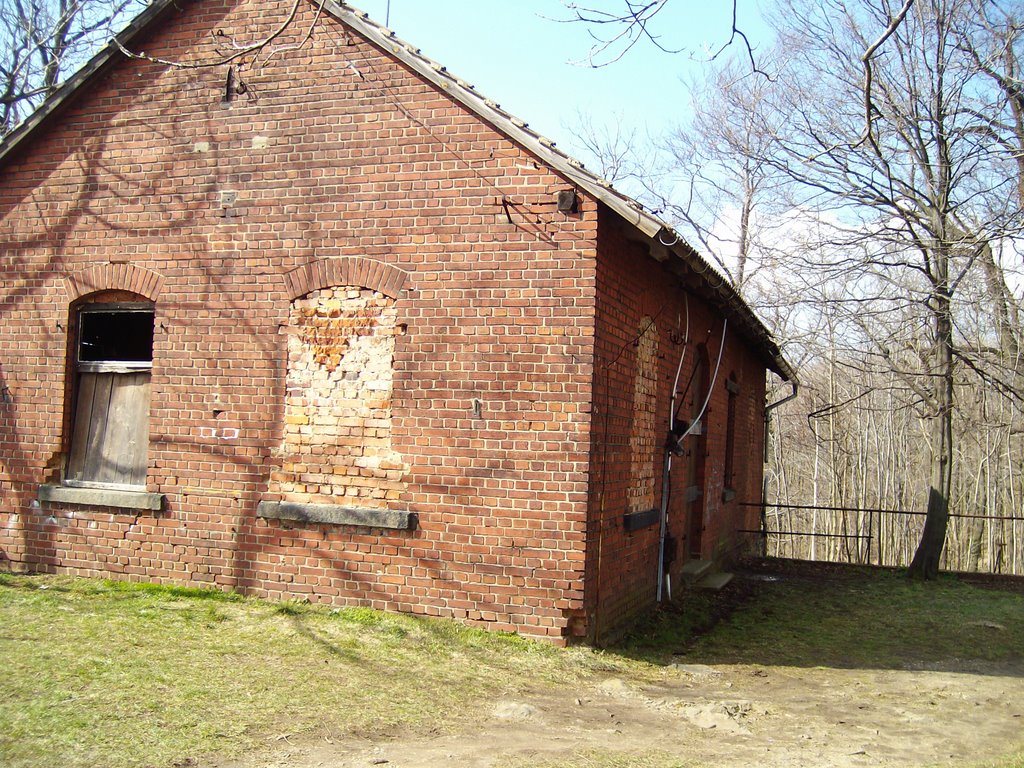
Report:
257,501,415,530
38,484,165,511
623,507,659,532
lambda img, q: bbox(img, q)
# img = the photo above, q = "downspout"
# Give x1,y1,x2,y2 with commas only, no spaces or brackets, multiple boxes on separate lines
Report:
761,377,799,554
656,296,689,603
764,377,799,457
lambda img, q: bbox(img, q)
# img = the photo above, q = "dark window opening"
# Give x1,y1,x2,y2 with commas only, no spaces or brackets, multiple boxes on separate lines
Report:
723,376,739,496
78,308,154,364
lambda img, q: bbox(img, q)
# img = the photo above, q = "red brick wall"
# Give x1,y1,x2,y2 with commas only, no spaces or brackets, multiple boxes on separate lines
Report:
586,208,767,643
0,0,598,641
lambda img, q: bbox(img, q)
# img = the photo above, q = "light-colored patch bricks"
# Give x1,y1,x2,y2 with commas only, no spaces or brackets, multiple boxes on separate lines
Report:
272,287,407,508
627,317,659,514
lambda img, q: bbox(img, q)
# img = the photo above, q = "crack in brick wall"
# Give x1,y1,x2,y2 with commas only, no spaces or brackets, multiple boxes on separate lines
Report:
270,287,408,508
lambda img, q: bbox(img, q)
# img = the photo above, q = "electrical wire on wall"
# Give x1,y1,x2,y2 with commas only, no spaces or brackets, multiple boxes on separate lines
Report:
657,315,728,602
656,294,689,602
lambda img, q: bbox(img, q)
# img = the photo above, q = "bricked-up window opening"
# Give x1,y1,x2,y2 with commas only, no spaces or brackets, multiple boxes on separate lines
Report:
723,376,739,495
269,287,408,508
66,303,154,489
627,317,659,513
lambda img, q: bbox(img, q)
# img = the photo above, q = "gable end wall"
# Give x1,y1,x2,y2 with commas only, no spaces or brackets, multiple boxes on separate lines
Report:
0,0,600,642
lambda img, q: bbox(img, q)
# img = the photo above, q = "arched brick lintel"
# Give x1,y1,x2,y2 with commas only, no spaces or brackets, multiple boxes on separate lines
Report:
284,257,410,300
62,263,164,302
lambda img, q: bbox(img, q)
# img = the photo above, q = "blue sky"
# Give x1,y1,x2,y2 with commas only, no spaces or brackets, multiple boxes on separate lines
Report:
349,1,772,162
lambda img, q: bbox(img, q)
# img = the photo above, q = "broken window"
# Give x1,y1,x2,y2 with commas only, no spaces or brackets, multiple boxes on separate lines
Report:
65,303,154,489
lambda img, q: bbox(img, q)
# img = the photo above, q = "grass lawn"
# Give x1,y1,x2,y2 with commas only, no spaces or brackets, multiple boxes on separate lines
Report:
1,562,1022,768
0,573,619,768
625,563,1024,669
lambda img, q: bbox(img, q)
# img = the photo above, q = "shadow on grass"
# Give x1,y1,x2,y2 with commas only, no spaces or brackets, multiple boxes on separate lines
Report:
610,558,1024,678
284,612,366,663
0,572,243,602
276,600,550,676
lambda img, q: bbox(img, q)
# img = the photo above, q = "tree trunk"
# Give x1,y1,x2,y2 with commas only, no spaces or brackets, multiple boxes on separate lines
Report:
966,518,985,572
909,288,955,579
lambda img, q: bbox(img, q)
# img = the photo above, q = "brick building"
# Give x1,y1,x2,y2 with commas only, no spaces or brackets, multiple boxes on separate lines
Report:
0,0,794,643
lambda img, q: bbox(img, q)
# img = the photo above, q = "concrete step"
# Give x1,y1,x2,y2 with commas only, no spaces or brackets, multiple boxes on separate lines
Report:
681,558,715,583
697,571,734,591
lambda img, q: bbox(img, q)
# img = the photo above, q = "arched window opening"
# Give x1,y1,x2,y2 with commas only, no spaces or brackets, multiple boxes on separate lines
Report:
66,301,154,488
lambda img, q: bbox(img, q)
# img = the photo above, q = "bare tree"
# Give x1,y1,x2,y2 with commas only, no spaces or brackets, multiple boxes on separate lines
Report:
568,58,789,293
0,0,144,136
661,58,792,293
587,0,1024,576
754,0,1024,577
562,0,767,72
568,109,662,192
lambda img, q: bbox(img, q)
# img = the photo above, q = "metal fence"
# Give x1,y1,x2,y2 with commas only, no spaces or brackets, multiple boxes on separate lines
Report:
739,502,1024,575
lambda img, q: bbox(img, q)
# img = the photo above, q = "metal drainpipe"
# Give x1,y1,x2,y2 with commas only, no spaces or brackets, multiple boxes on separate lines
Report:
764,378,799,459
760,378,799,553
657,301,690,603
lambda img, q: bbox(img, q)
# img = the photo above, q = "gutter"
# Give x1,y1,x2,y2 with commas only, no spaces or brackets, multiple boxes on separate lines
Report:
759,376,799,554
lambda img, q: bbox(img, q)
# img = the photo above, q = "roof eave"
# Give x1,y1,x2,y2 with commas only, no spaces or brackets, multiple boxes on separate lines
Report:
0,0,795,383
0,0,191,169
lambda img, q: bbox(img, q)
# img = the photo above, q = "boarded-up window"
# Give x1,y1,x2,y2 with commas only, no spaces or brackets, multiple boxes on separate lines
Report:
723,376,740,493
66,304,153,488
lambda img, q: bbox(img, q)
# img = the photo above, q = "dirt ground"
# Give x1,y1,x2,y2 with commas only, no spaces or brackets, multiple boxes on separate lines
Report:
209,561,1024,768
217,646,1024,768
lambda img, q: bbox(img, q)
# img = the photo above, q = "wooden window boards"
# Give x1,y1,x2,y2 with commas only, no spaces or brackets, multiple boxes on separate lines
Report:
66,304,154,489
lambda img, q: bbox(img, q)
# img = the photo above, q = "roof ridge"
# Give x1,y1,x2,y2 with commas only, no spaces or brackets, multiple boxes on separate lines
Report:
0,0,793,382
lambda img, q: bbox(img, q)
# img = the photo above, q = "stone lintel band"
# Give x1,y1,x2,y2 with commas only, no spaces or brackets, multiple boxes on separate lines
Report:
257,501,415,530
